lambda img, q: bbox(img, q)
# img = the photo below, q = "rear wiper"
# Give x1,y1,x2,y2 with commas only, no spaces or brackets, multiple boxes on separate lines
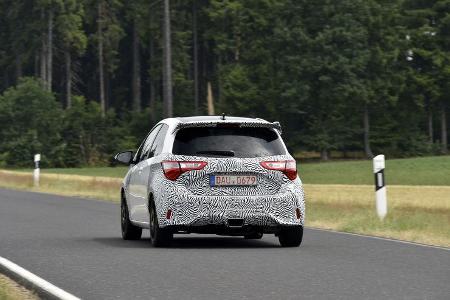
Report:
196,150,235,157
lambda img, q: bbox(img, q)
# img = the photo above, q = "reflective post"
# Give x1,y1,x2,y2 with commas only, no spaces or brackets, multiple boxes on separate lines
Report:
34,154,40,187
373,154,387,220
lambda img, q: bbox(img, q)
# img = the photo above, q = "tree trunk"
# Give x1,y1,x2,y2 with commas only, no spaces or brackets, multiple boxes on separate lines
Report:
15,55,22,81
132,19,141,112
47,8,53,91
364,104,374,158
207,81,215,115
149,37,156,121
98,1,106,117
193,0,199,114
40,9,47,85
162,0,173,117
148,7,156,121
34,54,39,77
106,71,111,111
320,149,329,161
441,101,448,154
65,50,72,109
3,70,10,90
428,108,433,144
202,40,208,109
40,46,47,83
234,10,241,62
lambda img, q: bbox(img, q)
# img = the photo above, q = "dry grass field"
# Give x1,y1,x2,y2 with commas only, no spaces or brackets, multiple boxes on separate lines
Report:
0,274,38,300
0,170,121,202
305,184,450,247
1,169,449,247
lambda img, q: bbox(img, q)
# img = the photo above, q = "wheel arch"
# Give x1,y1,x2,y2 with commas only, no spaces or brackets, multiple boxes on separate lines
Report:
148,192,167,227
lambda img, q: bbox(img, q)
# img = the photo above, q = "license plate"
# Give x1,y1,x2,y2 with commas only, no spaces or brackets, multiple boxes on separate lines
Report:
210,175,257,187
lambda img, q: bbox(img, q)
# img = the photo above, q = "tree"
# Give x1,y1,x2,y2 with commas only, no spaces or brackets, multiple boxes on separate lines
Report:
88,0,124,116
403,0,441,147
162,0,173,117
0,0,448,163
0,78,63,167
56,0,87,108
126,0,147,112
192,0,199,114
359,0,404,158
433,0,450,153
36,0,62,91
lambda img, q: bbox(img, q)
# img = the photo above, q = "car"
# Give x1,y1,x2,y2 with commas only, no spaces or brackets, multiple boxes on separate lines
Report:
115,116,305,247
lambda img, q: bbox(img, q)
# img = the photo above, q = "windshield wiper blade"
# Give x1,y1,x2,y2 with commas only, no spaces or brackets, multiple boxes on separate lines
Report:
196,150,235,157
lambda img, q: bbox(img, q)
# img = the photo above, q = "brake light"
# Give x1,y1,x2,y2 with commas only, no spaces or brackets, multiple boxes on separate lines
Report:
260,160,297,180
296,208,302,219
161,160,207,181
166,209,173,219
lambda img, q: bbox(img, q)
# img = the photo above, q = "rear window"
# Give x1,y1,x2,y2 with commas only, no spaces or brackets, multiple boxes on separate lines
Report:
172,126,286,158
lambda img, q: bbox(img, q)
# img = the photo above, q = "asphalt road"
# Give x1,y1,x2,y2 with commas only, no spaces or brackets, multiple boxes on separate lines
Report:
0,188,449,300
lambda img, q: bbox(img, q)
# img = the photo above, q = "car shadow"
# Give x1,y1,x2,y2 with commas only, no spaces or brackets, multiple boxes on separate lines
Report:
170,236,279,248
93,235,280,249
92,237,151,249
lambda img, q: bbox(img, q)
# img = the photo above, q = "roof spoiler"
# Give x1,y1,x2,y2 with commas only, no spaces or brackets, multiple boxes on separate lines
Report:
173,121,282,134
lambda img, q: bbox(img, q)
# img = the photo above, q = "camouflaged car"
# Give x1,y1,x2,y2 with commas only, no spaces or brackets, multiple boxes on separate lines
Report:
115,116,305,247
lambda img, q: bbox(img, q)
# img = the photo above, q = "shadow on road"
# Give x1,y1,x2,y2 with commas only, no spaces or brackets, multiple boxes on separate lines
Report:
92,237,151,248
93,236,280,249
170,236,279,248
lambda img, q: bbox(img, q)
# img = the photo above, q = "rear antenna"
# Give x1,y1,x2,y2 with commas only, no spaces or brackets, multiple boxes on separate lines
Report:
221,113,226,120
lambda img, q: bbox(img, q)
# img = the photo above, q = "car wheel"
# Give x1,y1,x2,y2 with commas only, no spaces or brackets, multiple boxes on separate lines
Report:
121,197,142,240
244,232,263,239
149,201,173,247
278,226,303,247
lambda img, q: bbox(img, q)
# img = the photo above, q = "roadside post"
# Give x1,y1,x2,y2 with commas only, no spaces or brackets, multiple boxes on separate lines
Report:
373,154,387,220
34,154,40,187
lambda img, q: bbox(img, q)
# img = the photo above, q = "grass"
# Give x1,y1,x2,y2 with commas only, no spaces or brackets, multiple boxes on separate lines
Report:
14,155,450,185
305,184,450,247
300,155,450,185
0,170,121,202
2,155,450,247
16,166,128,178
0,274,38,300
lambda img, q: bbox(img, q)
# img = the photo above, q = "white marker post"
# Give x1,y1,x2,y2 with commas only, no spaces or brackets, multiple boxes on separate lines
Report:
33,154,41,187
373,154,387,220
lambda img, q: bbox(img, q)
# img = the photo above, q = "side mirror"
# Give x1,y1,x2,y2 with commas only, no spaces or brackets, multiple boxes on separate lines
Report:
114,151,134,165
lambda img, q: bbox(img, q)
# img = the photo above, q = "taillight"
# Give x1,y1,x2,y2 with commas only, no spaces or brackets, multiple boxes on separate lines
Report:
161,160,207,181
260,160,297,180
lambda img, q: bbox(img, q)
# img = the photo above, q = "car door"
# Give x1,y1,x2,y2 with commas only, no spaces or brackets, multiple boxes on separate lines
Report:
134,124,169,223
127,124,162,222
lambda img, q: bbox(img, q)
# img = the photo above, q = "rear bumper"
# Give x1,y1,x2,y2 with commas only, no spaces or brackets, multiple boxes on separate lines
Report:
156,187,305,228
167,224,302,235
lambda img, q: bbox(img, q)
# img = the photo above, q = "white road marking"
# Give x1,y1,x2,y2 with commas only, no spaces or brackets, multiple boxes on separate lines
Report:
307,227,450,251
0,256,81,300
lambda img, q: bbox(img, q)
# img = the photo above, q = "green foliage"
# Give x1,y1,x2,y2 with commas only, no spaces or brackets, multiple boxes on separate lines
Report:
62,97,136,166
0,0,449,166
0,78,64,167
56,0,87,55
0,79,138,168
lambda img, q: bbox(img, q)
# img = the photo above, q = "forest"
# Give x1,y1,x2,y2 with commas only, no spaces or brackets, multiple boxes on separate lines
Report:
0,0,449,167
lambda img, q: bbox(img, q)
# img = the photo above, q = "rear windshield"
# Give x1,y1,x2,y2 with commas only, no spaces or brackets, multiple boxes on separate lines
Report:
172,126,286,158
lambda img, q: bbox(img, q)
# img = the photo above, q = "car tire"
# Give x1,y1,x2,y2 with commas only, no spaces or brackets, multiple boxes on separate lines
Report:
121,197,142,240
244,232,263,239
149,200,173,247
278,226,303,247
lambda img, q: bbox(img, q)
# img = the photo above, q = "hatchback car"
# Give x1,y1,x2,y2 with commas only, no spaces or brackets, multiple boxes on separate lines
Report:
115,116,305,247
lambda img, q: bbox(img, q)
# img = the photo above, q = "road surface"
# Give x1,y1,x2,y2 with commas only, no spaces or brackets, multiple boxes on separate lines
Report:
0,188,449,299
